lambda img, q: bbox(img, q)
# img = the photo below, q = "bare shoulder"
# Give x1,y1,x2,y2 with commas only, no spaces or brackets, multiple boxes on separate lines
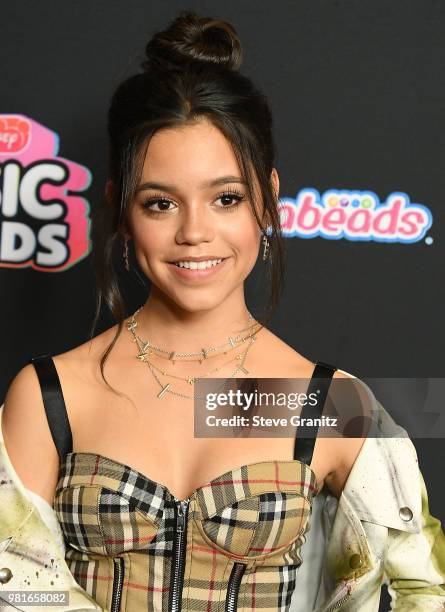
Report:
51,320,131,397
323,368,367,498
255,331,367,497
1,323,124,506
252,326,316,377
52,322,122,371
2,361,60,505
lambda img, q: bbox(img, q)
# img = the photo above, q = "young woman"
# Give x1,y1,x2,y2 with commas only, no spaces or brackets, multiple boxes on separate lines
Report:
1,10,444,612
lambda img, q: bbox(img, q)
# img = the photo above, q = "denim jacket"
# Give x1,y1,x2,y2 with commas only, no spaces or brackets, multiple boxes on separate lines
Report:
0,398,444,612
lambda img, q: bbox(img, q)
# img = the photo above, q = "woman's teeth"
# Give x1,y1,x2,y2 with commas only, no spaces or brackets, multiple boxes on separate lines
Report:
173,259,223,270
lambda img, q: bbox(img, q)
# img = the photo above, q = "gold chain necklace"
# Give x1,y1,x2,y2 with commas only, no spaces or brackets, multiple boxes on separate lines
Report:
126,309,257,400
144,348,247,385
128,306,263,364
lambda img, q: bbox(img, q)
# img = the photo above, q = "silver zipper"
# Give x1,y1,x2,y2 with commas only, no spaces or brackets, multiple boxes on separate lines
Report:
111,557,124,612
324,583,352,611
169,498,190,612
225,562,247,612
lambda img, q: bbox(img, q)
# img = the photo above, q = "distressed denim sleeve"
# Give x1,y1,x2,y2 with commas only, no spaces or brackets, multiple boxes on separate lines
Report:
384,468,445,610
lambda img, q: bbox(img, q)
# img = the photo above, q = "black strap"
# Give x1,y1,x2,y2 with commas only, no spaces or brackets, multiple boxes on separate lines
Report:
293,360,337,465
29,353,335,467
30,354,73,463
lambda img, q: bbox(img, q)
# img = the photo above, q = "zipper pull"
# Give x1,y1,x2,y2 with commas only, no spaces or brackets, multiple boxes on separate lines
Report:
176,500,188,532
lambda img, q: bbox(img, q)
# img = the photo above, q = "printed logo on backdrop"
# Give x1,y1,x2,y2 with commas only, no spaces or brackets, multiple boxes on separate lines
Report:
0,114,92,271
279,188,433,244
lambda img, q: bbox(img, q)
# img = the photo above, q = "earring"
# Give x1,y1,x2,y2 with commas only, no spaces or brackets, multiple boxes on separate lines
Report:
123,237,130,271
262,230,270,261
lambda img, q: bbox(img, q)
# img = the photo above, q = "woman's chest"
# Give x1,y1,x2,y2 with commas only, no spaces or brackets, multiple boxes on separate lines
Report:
64,355,330,500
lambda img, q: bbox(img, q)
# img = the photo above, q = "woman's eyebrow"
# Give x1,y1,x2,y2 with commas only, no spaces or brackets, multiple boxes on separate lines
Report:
136,175,247,193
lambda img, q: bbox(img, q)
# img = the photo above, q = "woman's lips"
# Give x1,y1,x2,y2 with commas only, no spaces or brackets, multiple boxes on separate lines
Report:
166,258,229,280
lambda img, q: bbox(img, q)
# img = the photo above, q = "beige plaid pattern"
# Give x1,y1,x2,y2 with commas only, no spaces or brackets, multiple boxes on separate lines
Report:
54,452,318,611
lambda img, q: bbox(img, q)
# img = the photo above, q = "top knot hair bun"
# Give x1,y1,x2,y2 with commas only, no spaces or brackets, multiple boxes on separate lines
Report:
141,10,243,72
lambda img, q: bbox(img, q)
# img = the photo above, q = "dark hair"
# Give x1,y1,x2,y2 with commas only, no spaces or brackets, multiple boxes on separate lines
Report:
90,10,287,392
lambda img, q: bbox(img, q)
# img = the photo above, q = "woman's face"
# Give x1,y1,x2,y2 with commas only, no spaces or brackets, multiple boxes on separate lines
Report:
126,118,279,313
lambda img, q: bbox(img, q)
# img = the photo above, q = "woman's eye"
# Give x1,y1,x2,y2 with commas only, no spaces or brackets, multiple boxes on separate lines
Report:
141,198,176,213
218,191,244,210
141,191,245,215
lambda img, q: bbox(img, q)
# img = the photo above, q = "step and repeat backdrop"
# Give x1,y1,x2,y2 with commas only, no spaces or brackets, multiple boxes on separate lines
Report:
1,5,444,605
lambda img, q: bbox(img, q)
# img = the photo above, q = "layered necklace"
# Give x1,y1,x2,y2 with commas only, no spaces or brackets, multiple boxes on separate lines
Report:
126,307,263,400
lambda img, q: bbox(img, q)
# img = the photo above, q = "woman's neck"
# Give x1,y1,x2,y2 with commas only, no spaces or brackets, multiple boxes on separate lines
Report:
135,292,254,352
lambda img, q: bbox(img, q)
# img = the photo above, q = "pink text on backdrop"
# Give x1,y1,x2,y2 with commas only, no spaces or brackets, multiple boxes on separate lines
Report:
279,188,432,243
0,114,92,272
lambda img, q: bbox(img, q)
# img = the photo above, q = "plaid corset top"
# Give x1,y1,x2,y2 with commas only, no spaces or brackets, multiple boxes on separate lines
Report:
31,354,337,611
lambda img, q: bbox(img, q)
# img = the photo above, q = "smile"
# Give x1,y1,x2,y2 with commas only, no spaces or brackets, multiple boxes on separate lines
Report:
166,258,229,279
173,258,223,269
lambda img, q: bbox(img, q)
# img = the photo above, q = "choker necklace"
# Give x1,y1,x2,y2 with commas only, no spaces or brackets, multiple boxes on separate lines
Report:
126,308,258,400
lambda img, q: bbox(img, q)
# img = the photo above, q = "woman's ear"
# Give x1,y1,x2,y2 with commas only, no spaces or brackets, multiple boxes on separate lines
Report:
261,168,280,229
271,167,280,200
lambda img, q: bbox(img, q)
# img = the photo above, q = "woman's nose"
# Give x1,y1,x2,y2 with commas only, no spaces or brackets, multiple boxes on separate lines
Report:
175,208,216,245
